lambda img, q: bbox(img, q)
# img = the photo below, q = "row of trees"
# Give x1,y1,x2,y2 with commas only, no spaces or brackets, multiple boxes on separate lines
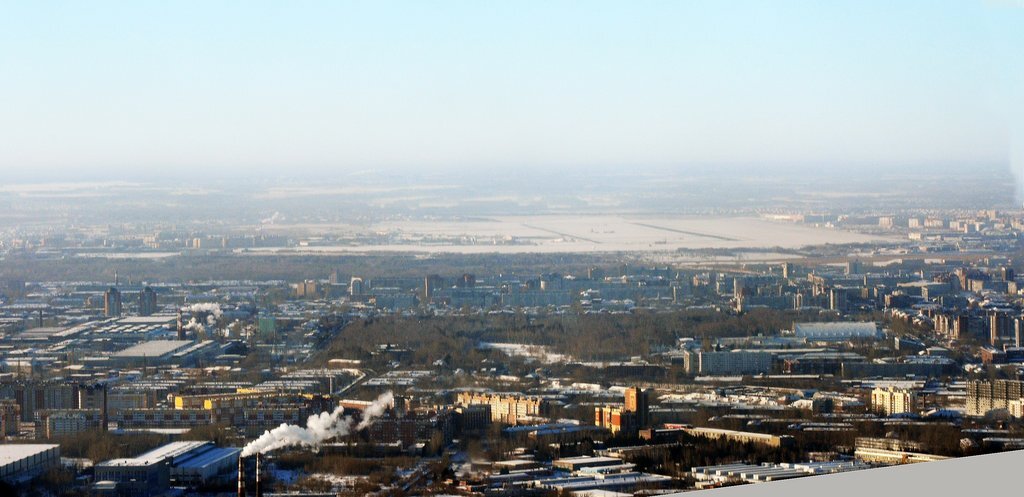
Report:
316,308,832,370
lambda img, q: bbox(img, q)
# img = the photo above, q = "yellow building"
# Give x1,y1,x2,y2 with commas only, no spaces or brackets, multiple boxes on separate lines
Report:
1009,399,1024,419
683,426,793,448
871,387,918,416
455,392,545,425
594,405,637,436
170,390,319,426
623,386,650,427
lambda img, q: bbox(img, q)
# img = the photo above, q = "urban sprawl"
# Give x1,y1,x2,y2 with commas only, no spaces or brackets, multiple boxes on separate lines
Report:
2,204,1024,496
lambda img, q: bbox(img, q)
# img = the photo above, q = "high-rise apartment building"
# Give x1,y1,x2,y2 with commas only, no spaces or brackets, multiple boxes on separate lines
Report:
138,286,157,316
966,379,1024,416
104,287,122,317
624,386,650,427
870,387,917,416
0,400,20,439
455,392,545,425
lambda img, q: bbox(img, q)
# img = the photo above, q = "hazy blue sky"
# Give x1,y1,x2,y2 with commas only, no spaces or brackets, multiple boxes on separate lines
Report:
0,1,1021,180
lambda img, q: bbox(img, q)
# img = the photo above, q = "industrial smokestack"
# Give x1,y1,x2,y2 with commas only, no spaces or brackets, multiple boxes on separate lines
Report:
237,456,245,497
255,453,262,497
101,384,108,432
177,309,184,340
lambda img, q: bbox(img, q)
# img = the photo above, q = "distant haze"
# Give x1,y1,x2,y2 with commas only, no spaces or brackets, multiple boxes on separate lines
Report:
0,1,1021,181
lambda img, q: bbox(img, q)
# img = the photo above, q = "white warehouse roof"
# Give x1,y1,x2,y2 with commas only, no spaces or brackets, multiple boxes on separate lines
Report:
794,322,882,340
0,444,60,466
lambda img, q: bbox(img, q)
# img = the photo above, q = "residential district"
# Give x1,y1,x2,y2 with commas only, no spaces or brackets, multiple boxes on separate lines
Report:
2,209,1024,496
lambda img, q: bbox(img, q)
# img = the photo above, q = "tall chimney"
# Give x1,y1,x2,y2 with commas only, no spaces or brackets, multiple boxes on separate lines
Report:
237,456,245,497
255,453,262,497
101,384,109,432
177,309,184,340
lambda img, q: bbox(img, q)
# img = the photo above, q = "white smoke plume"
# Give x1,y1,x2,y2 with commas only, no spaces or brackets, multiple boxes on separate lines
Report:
240,391,394,457
240,406,351,457
181,317,204,332
261,211,284,225
356,391,395,431
185,303,223,319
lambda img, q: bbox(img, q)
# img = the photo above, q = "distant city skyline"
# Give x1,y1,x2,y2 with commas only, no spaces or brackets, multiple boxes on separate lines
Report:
0,1,1021,180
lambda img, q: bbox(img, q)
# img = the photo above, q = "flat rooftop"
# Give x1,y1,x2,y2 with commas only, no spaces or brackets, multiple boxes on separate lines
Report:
0,445,59,466
112,340,194,358
113,315,177,325
14,324,90,341
99,441,211,467
795,322,881,335
553,456,623,468
175,446,240,469
93,316,177,335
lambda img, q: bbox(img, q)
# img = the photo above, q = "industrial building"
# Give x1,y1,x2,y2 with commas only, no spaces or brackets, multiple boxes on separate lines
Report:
534,472,672,493
111,339,218,366
678,426,795,448
685,350,774,375
95,441,239,496
690,460,868,485
0,444,60,483
794,322,884,341
503,423,609,445
90,315,179,341
170,443,242,487
552,456,624,472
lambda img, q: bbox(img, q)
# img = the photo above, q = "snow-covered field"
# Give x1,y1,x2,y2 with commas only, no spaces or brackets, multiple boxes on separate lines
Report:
480,342,570,364
247,215,892,255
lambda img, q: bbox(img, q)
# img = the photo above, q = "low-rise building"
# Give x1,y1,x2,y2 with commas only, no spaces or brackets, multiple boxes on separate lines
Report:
794,322,883,342
854,447,950,465
690,461,868,485
95,441,237,496
678,426,794,448
0,444,60,483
